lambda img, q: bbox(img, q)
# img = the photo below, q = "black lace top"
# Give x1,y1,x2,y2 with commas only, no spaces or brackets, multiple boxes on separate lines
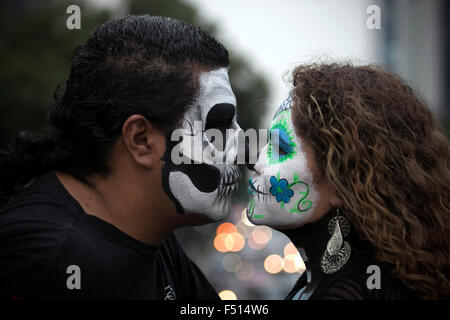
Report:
285,243,419,300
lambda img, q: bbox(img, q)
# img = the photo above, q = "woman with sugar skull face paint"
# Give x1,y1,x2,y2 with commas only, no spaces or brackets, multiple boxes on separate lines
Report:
247,63,450,300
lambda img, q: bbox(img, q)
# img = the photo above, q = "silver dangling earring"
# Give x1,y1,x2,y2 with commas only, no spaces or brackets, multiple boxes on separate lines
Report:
320,208,351,274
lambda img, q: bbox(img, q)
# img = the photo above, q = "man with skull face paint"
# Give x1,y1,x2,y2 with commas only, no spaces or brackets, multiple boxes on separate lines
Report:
162,68,241,219
0,16,241,299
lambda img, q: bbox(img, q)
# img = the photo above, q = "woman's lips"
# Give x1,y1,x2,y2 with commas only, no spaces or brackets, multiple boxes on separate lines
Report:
248,176,270,195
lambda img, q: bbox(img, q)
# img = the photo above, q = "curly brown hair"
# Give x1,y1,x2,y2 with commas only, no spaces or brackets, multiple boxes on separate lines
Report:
290,63,450,299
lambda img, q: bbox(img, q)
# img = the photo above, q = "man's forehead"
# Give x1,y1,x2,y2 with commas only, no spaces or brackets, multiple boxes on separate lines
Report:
196,67,236,109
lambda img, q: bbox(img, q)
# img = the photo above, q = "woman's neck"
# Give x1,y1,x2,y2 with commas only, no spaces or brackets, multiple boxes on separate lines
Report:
283,212,333,274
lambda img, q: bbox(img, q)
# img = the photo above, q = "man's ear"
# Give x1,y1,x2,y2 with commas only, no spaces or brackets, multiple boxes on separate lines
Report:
121,114,166,169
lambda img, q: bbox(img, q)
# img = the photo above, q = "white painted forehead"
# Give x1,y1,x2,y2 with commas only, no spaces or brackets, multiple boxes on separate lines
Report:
195,67,236,111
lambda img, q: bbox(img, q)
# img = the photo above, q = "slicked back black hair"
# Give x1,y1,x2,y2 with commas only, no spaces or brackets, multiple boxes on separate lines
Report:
0,15,229,205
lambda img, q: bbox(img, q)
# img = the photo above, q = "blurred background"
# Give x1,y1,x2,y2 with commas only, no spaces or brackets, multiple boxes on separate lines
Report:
0,0,448,299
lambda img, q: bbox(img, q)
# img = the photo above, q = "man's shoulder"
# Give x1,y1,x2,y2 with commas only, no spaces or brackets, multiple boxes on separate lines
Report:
0,172,95,269
1,189,78,245
0,203,82,283
0,172,80,225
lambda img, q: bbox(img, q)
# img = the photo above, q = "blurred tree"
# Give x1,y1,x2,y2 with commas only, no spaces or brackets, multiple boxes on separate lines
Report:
0,0,110,146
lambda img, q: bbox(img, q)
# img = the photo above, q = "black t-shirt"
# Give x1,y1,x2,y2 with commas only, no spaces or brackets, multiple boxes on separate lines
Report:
0,172,219,300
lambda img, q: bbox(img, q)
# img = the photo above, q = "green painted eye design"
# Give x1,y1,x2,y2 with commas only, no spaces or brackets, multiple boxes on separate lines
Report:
267,111,297,165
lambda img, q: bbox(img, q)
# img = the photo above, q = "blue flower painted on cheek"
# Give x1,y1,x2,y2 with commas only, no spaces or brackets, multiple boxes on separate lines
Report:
269,176,294,204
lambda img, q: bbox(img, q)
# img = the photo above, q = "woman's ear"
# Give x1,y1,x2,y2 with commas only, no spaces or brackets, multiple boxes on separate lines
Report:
330,194,344,208
121,114,166,169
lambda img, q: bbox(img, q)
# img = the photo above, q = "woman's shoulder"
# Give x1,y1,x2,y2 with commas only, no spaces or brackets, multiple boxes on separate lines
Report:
312,252,419,300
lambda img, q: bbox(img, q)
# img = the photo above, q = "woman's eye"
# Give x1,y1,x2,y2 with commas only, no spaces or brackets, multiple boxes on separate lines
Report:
270,129,293,154
267,118,297,165
279,146,288,155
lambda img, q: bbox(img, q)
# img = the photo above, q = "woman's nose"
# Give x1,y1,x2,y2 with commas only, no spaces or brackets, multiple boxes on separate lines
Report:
253,162,264,175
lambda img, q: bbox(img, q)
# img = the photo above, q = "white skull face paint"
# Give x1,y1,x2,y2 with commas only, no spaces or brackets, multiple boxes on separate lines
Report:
246,98,320,228
162,67,241,220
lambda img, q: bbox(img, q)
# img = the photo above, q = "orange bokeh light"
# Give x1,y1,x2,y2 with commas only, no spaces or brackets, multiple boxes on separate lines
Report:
248,226,272,250
216,222,237,235
229,232,245,252
264,254,283,274
283,254,297,273
284,242,298,256
219,290,238,300
252,230,268,245
214,231,245,253
283,253,306,274
247,234,266,250
214,233,229,252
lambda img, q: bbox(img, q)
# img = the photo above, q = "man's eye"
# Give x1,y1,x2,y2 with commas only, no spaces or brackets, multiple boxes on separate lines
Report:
211,118,233,133
205,103,235,132
204,103,236,148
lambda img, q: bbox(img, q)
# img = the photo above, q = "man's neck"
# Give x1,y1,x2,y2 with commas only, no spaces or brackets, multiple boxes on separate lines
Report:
55,171,178,246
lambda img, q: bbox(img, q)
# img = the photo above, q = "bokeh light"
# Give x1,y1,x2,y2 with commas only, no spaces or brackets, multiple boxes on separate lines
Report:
283,243,306,273
222,253,242,272
216,222,237,235
219,290,238,300
213,233,229,252
236,261,255,281
264,254,283,274
214,223,245,253
284,242,298,256
227,232,245,252
247,234,266,250
283,254,298,273
247,226,272,250
252,226,272,244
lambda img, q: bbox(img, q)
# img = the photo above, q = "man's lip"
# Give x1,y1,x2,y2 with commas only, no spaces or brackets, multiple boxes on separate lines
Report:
221,166,241,186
